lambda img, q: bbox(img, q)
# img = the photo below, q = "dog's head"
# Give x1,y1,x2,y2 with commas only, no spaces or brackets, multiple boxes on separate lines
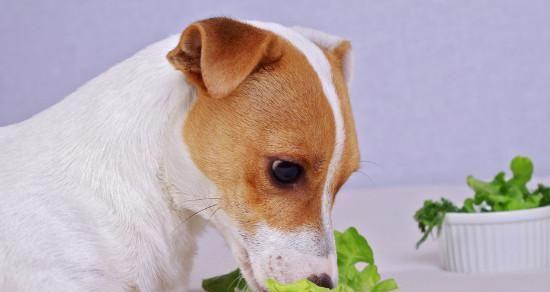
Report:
167,18,359,290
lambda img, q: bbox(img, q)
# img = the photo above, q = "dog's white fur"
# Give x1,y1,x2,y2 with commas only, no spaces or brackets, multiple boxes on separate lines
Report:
0,21,350,291
0,35,213,292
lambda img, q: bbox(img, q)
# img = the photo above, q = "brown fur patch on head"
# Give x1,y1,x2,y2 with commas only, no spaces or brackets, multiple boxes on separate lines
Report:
174,19,337,234
171,18,359,235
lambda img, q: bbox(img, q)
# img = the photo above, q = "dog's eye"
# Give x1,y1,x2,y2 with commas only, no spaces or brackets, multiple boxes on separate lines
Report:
271,160,302,184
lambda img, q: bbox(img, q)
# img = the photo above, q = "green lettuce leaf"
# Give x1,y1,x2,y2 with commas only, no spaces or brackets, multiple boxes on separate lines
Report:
202,227,398,292
334,227,374,284
413,198,460,248
202,269,248,292
535,184,550,207
266,279,331,292
510,156,533,190
414,156,549,248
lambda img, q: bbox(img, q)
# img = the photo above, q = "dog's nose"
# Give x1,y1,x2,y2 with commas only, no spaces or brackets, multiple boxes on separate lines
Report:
307,273,333,288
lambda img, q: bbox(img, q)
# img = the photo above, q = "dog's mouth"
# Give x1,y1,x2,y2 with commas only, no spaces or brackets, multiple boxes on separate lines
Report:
232,242,265,292
208,212,264,291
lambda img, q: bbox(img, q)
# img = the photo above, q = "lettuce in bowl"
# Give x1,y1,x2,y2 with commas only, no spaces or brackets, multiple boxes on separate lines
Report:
414,156,550,248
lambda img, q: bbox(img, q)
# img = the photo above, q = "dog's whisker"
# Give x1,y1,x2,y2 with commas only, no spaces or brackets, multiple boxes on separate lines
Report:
355,169,376,186
182,204,218,224
238,274,251,292
228,272,243,290
169,203,218,240
359,160,382,168
179,197,221,202
237,276,246,291
206,206,221,223
162,183,223,203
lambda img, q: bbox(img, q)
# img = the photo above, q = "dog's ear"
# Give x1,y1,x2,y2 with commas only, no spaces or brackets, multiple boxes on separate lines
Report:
167,17,282,98
331,40,352,85
292,26,353,86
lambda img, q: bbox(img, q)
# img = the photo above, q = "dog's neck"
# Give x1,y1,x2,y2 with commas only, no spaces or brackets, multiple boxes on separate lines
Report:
1,35,217,290
11,34,216,227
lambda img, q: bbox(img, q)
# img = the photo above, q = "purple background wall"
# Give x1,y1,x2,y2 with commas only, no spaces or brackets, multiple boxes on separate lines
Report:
1,0,549,188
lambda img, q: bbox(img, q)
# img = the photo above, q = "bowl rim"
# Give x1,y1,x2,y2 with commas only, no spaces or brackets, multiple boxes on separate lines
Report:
444,205,550,224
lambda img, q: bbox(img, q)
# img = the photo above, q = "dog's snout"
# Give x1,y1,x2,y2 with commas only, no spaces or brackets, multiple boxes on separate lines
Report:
307,273,333,289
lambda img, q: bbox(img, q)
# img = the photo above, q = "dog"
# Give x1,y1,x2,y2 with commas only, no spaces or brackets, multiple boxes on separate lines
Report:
0,17,360,291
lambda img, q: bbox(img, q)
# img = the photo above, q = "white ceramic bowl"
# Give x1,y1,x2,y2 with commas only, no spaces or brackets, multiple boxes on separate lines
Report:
439,205,550,273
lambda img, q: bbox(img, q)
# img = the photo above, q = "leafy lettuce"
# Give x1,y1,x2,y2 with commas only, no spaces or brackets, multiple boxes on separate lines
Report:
414,156,550,248
202,227,398,292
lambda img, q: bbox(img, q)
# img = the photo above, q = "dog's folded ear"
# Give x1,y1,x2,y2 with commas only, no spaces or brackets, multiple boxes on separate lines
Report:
292,26,353,86
167,17,282,98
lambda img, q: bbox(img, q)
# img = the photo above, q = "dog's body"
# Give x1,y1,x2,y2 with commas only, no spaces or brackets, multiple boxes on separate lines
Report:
0,35,202,291
0,19,359,291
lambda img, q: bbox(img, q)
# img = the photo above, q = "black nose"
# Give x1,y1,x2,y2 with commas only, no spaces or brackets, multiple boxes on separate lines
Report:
307,273,333,289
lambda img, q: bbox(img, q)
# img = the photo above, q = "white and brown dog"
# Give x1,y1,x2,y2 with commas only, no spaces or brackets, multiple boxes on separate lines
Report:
0,18,359,291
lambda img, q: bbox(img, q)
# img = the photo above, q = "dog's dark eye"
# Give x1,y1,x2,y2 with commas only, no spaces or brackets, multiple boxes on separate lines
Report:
271,160,302,184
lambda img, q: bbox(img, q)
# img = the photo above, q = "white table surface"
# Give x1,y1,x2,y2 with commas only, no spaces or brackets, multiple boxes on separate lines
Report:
189,179,550,291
